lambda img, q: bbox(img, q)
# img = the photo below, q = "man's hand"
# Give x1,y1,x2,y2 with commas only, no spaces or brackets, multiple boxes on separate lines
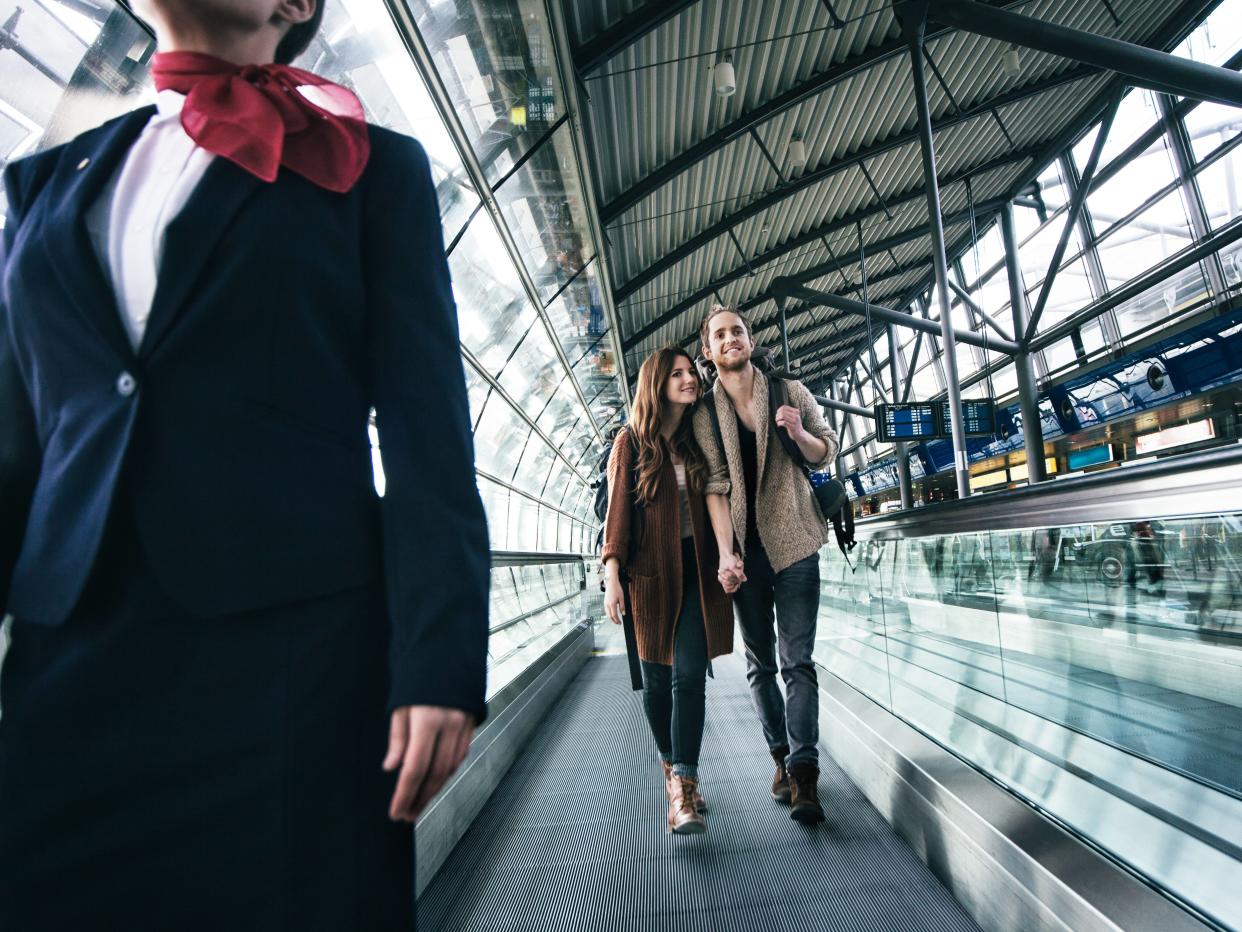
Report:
718,552,746,594
383,705,475,823
774,404,809,442
775,403,829,464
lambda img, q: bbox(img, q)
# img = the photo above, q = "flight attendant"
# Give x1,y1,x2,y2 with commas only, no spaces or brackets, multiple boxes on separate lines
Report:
0,1,489,928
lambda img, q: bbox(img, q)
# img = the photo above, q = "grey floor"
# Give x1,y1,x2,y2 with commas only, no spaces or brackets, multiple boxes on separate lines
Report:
418,650,981,932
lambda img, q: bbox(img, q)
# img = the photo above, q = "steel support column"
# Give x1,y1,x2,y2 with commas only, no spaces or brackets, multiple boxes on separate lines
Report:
904,9,970,498
889,324,914,509
1000,203,1047,485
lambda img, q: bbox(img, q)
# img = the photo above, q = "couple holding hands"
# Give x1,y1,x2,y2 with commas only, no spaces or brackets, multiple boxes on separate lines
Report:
601,304,840,834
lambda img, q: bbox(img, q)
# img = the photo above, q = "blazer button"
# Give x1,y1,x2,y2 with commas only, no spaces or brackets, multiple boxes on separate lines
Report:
116,372,137,397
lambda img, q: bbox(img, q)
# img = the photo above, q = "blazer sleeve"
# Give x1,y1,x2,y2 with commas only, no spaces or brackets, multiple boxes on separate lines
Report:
789,379,839,471
599,430,633,568
692,401,731,496
364,135,490,723
1,162,44,615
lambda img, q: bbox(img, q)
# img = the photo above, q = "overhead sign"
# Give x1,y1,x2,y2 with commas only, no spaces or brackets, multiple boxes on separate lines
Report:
938,398,997,438
875,403,938,443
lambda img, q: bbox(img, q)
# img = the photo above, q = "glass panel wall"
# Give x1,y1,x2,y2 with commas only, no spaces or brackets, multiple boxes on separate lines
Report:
1,0,622,696
845,0,1242,504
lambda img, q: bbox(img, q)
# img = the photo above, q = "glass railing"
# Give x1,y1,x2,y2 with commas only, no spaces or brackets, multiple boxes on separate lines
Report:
487,553,592,698
816,446,1242,930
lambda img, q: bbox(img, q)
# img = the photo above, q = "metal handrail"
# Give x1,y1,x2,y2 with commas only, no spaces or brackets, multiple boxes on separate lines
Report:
854,445,1242,538
491,551,590,567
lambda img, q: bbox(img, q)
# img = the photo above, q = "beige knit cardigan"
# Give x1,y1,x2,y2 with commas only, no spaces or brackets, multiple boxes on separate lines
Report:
692,371,840,574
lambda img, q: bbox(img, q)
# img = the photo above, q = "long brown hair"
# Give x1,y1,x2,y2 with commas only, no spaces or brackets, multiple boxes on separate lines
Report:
629,347,708,506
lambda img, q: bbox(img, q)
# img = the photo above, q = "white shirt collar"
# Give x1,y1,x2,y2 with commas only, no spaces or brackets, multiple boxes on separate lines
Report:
153,89,187,122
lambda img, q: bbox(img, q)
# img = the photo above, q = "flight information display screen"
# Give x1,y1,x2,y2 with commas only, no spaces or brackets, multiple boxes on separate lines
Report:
875,403,938,443
938,399,997,437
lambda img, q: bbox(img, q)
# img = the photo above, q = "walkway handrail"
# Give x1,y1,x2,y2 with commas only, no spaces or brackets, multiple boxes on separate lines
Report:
855,445,1242,538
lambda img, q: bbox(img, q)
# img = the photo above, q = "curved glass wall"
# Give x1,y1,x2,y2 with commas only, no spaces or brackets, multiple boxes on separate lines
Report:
0,0,624,697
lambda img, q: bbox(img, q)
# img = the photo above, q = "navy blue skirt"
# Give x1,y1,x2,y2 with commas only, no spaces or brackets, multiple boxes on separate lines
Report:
0,500,414,931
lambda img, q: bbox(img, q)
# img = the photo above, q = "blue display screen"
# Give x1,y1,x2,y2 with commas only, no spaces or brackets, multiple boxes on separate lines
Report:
1067,444,1114,470
938,399,996,437
875,403,938,442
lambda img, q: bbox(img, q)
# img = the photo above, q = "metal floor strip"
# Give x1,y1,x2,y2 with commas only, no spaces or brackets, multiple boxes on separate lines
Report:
419,652,982,932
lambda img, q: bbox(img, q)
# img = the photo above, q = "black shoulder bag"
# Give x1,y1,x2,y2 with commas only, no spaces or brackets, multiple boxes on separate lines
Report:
614,428,645,691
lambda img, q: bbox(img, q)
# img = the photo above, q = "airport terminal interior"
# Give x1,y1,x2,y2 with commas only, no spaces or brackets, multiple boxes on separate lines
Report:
3,0,1242,929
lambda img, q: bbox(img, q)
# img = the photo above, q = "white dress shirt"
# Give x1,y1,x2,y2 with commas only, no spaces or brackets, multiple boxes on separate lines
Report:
87,89,216,350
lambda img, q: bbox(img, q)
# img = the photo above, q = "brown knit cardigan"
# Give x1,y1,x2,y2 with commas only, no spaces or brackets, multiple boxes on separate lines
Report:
600,429,734,666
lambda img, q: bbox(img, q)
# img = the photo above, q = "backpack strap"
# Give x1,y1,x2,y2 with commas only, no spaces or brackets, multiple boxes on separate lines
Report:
766,375,814,468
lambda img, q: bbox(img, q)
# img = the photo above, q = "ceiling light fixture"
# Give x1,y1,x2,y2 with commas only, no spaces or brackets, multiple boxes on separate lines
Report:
1001,44,1021,77
713,54,736,97
788,133,807,173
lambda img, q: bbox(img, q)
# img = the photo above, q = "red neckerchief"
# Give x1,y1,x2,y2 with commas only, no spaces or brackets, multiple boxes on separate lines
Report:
150,51,370,193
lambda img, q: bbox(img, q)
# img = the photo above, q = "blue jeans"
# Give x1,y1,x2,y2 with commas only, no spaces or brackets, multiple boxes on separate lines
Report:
733,544,820,768
640,538,709,779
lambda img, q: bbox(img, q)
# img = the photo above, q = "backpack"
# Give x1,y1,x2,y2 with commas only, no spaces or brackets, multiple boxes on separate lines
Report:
591,428,643,555
703,367,856,566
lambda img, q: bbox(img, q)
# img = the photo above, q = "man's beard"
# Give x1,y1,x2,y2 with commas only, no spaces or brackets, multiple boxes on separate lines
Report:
714,346,752,373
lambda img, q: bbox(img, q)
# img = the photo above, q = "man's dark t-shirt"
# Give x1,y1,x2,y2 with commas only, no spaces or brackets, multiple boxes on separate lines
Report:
736,416,762,551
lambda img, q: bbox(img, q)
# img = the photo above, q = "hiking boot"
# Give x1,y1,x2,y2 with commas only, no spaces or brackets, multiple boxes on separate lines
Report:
770,745,791,805
662,760,706,813
668,777,706,835
789,762,825,825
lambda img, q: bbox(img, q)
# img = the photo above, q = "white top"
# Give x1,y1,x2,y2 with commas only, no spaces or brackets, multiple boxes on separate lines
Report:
86,89,216,349
674,463,693,539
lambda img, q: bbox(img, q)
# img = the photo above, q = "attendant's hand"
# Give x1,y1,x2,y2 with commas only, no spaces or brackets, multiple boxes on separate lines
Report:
384,705,475,822
774,404,809,443
604,574,626,625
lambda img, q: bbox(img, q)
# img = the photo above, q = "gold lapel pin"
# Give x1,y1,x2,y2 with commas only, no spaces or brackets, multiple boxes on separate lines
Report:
77,158,91,171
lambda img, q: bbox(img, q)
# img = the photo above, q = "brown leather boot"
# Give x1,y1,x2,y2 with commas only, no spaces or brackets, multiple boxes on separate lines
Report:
661,761,706,813
770,746,792,804
667,776,706,834
789,762,825,825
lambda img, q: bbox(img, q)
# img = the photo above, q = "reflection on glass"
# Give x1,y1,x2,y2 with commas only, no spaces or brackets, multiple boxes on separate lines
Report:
304,0,481,243
407,0,563,186
815,510,1242,927
493,122,591,302
451,215,538,373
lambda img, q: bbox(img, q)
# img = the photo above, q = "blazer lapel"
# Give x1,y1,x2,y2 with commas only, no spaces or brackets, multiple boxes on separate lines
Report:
139,156,262,358
41,106,154,360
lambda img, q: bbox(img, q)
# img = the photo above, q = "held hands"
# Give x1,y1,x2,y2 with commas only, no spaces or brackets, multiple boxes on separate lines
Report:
774,404,808,442
383,705,475,823
604,575,626,625
717,552,746,594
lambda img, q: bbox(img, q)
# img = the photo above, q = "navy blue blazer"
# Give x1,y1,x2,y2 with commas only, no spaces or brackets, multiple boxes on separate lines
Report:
0,107,490,721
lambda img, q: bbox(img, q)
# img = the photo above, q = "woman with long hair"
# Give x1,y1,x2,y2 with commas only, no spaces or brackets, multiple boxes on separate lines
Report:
601,347,734,834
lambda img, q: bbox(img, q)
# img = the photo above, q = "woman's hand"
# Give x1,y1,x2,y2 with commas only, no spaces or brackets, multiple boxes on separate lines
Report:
718,552,746,594
604,573,626,625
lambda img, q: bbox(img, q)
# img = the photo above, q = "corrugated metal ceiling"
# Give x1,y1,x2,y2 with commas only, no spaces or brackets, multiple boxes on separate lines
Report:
566,0,1217,381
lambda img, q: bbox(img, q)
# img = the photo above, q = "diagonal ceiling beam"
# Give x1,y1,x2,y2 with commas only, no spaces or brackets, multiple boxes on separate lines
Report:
621,154,1024,354
573,0,702,76
613,64,1098,302
598,0,1023,224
